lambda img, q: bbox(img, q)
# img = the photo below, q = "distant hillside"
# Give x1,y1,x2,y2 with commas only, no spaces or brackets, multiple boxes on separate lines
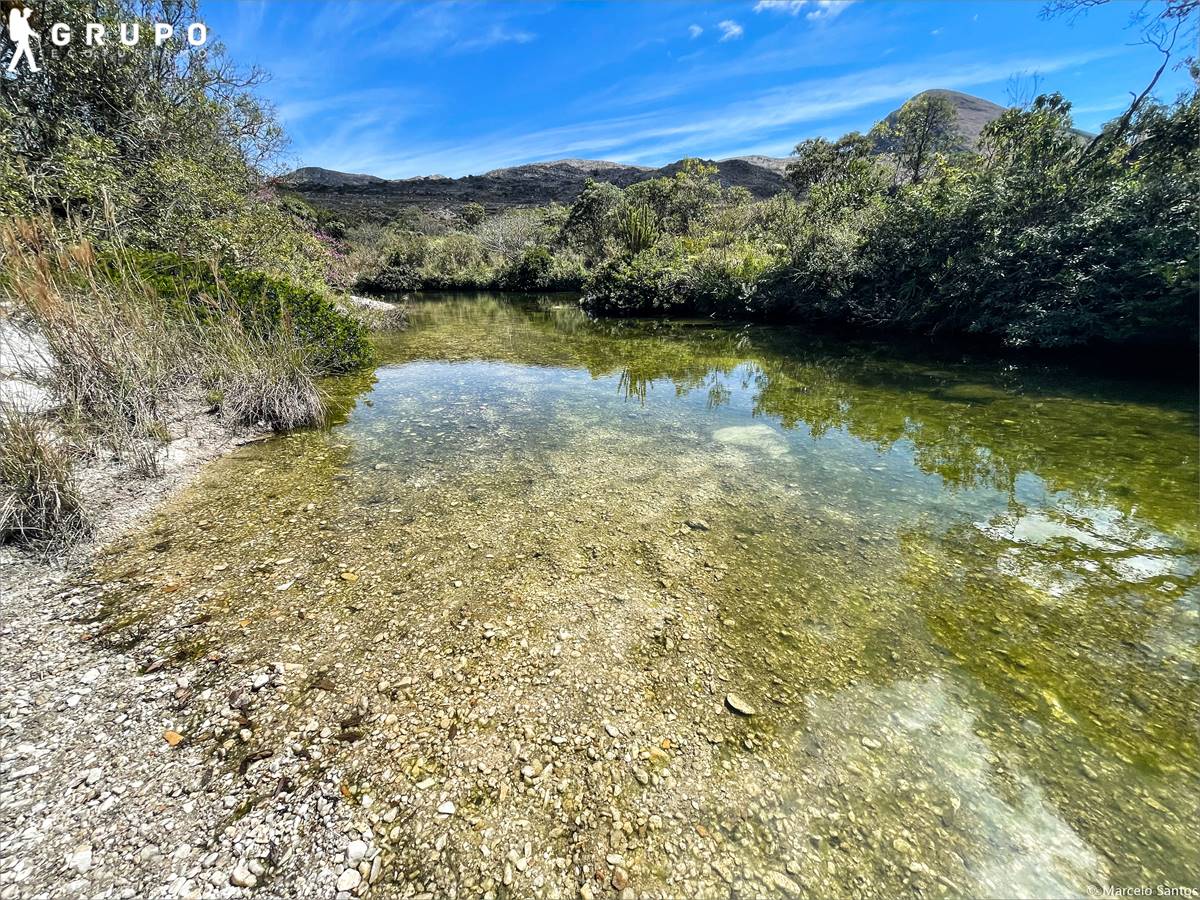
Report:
276,156,791,223
283,167,388,189
277,89,1026,222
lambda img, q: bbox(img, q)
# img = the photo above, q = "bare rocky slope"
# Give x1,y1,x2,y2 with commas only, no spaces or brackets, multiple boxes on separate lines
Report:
277,90,1013,221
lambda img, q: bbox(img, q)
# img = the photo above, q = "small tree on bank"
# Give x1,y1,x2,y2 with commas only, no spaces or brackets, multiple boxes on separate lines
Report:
872,93,962,185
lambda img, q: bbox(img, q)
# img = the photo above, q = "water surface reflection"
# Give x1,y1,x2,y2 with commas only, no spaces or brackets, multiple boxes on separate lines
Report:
99,293,1198,896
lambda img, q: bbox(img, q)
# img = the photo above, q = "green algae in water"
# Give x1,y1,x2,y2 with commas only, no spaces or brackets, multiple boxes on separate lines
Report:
95,293,1199,895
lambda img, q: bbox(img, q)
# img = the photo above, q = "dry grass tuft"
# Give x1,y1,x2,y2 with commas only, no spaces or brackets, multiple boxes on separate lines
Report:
0,405,90,547
207,324,325,431
1,223,178,469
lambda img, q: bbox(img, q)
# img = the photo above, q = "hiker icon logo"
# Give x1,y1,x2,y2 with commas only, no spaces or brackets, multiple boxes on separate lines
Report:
3,4,208,74
6,5,40,73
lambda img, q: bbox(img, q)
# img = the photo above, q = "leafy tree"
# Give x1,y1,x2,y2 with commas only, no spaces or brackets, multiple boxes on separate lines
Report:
562,178,624,261
0,0,327,282
627,158,725,235
459,202,486,229
872,93,962,185
785,132,878,194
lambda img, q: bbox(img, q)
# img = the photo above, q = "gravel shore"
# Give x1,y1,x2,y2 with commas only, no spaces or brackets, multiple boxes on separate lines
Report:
0,403,260,900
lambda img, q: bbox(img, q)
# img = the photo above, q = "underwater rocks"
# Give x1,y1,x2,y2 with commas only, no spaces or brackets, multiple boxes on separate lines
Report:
724,693,756,716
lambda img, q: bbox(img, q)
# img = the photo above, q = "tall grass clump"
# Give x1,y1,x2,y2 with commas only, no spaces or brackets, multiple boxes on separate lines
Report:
0,221,179,472
0,405,90,547
0,219,340,538
204,318,325,431
2,220,336,434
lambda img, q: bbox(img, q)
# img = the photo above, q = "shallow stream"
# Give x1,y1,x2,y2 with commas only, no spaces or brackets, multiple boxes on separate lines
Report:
94,293,1198,897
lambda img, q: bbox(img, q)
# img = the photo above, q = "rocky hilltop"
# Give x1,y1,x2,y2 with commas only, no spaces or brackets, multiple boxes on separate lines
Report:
276,156,791,222
278,90,1015,221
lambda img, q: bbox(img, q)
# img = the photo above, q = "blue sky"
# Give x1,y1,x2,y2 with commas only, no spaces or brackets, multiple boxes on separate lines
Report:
202,0,1195,178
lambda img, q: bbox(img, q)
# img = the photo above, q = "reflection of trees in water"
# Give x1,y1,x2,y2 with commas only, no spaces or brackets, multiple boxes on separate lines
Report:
393,295,1199,538
579,327,1196,538
894,512,1200,885
707,382,731,410
617,369,647,404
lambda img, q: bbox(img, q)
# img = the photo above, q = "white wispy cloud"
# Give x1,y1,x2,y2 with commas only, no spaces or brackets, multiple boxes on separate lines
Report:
293,48,1119,178
351,3,540,58
718,20,744,41
753,0,858,21
688,24,703,39
453,24,535,53
754,0,805,12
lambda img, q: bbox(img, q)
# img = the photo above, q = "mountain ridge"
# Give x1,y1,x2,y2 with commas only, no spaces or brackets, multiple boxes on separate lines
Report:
277,154,792,220
276,89,1013,221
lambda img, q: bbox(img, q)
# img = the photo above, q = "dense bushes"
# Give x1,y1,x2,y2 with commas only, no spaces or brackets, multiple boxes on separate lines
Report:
0,0,386,550
585,246,693,316
774,91,1199,349
0,0,341,289
342,88,1196,352
350,205,588,295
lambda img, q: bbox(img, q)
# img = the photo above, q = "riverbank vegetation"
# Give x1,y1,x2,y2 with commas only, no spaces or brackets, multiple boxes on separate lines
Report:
0,0,389,547
346,86,1198,353
0,401,89,546
2,0,1193,550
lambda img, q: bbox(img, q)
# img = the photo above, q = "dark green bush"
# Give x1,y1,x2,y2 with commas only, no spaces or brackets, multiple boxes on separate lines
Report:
502,246,554,291
582,248,692,316
129,252,373,373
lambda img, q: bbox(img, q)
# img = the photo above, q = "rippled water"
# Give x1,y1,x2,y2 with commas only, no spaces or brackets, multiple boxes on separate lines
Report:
98,293,1198,896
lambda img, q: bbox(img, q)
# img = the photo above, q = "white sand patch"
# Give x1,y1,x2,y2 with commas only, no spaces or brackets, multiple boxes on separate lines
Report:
712,423,790,458
0,312,55,413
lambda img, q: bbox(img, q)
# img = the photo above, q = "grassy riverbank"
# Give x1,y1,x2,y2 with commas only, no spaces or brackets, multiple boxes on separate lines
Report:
0,0,400,549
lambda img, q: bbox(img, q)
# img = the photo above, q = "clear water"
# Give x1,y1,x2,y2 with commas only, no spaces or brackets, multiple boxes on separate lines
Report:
95,294,1199,897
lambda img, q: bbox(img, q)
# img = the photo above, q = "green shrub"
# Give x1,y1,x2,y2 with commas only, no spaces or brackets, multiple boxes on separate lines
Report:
420,233,496,289
131,252,373,373
545,249,588,291
502,246,554,291
353,231,429,293
688,243,777,312
582,246,691,316
616,203,659,256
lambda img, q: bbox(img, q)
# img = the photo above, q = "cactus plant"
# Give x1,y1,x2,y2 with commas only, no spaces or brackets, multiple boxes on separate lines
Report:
616,202,659,256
